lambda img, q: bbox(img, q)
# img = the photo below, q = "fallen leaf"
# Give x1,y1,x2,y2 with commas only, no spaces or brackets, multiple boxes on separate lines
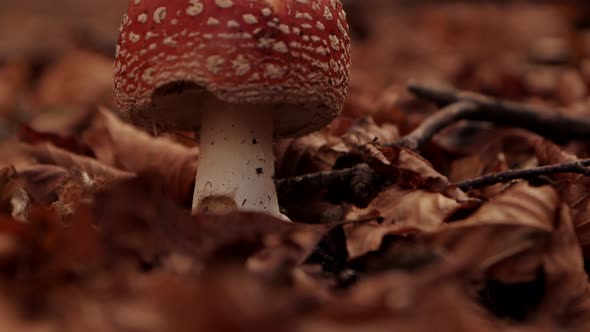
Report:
345,186,461,259
82,108,198,203
33,50,115,109
0,166,30,221
534,139,590,256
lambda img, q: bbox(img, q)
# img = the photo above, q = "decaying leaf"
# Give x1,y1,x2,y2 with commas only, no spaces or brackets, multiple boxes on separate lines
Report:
534,140,590,256
275,131,344,177
0,1,587,331
0,166,30,221
33,50,115,110
82,108,198,203
345,186,461,259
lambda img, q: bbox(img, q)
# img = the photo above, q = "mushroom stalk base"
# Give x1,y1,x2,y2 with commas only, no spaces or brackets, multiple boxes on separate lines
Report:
192,105,280,217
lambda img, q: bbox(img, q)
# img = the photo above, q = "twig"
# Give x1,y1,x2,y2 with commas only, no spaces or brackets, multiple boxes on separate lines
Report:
395,101,478,151
276,163,380,203
454,159,590,191
276,82,590,199
407,82,590,144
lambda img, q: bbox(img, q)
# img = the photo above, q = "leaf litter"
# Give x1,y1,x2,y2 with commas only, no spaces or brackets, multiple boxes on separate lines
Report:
0,0,589,331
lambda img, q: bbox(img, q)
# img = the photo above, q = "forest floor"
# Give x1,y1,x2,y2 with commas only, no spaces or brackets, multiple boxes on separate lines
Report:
0,1,590,331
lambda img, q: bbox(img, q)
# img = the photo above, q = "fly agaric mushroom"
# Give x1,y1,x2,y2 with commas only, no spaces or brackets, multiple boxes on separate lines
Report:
114,0,351,218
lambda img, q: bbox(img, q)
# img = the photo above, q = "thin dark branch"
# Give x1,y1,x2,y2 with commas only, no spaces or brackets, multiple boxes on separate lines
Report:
276,83,590,200
276,165,361,193
454,159,590,191
407,82,590,143
276,163,378,200
395,101,478,151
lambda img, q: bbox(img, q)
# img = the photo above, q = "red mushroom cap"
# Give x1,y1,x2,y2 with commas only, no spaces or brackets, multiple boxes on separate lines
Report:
114,0,351,136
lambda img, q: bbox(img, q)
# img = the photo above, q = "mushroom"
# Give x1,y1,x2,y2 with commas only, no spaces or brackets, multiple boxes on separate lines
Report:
113,0,351,218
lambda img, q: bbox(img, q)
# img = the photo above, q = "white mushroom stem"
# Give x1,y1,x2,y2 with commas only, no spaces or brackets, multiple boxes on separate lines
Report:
192,104,281,217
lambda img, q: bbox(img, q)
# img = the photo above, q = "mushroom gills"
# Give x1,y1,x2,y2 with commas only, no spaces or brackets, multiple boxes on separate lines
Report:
193,104,280,217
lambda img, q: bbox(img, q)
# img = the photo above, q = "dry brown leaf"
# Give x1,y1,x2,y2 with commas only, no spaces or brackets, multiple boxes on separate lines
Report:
17,164,68,203
450,183,557,230
534,139,590,255
19,125,94,157
445,183,558,282
275,131,344,177
299,265,499,332
276,117,398,178
18,142,133,182
345,186,461,259
93,176,334,276
12,143,133,216
0,61,29,117
82,108,198,203
0,166,30,221
373,146,469,201
33,50,114,109
536,205,590,330
412,197,582,325
340,117,400,165
0,298,55,332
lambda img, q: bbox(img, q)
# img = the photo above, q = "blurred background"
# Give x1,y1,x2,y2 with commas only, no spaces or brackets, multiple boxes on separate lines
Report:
0,0,589,139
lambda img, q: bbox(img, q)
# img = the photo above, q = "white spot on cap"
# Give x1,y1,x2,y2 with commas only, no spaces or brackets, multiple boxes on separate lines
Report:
121,14,129,29
329,34,340,50
142,68,155,83
316,21,325,31
243,14,258,24
163,36,178,46
134,0,140,5
146,31,159,39
138,13,148,24
323,7,333,20
227,20,240,28
257,37,273,48
278,24,290,34
264,64,285,79
316,46,327,55
337,20,346,35
273,41,288,53
129,32,141,43
215,0,233,8
232,55,251,75
187,0,204,16
207,17,220,25
261,8,272,16
295,12,313,20
206,55,225,73
154,7,167,23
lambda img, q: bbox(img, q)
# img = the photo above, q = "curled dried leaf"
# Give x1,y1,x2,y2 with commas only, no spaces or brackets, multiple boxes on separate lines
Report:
345,186,461,259
534,140,590,255
82,108,198,203
0,166,30,221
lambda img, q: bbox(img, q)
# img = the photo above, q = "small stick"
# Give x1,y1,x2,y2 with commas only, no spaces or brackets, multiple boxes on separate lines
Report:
276,82,590,198
395,101,478,151
454,159,590,191
276,163,379,202
407,82,590,143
